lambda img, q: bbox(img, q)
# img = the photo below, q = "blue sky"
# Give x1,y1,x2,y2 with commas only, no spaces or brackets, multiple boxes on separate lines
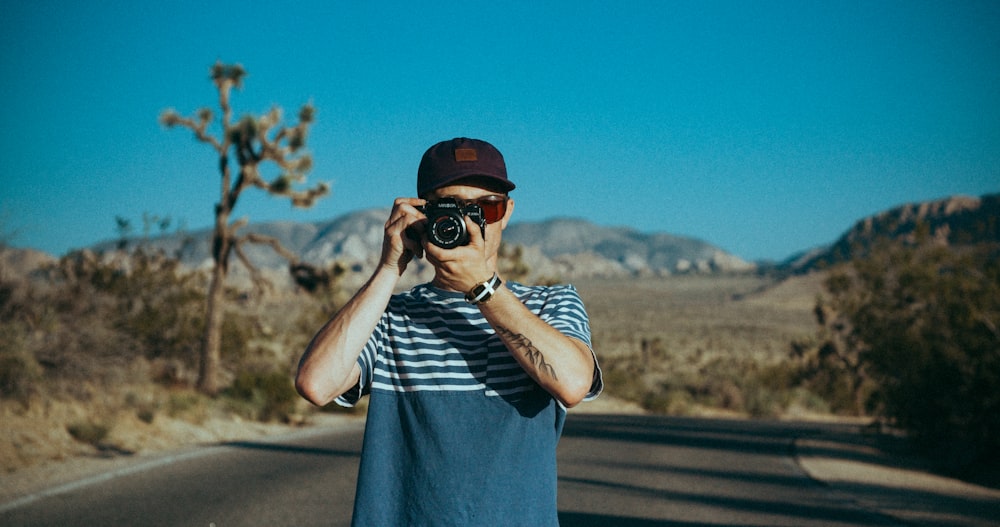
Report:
2,1,998,262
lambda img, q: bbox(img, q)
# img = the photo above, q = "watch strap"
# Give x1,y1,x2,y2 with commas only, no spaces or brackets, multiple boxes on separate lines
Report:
466,273,502,304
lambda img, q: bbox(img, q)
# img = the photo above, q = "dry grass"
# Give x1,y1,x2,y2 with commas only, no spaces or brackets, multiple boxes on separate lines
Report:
1,270,829,475
575,273,827,417
577,273,820,360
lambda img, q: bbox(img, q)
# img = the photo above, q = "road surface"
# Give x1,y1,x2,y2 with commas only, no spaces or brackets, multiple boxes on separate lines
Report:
0,414,953,526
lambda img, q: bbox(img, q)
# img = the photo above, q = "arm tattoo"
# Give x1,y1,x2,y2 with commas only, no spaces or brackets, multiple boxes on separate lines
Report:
495,326,559,381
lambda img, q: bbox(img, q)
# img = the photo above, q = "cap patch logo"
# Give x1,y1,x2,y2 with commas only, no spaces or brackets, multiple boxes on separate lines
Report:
454,148,478,162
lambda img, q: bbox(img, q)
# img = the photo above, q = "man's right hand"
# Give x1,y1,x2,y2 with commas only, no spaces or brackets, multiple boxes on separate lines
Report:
381,197,427,275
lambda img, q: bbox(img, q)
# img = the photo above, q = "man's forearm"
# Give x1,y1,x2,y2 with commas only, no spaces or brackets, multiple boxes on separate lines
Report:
478,285,595,407
295,265,399,406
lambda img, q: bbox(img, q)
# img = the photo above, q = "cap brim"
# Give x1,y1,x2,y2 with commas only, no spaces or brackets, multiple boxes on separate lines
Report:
419,171,515,196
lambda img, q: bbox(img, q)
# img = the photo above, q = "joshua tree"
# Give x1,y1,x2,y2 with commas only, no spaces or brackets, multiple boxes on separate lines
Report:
160,62,329,394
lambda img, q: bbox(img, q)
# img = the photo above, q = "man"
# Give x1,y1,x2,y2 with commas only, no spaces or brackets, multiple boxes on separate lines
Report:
296,137,602,526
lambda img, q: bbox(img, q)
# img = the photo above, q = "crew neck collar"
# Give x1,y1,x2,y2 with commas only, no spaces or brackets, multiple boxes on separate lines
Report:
419,282,466,300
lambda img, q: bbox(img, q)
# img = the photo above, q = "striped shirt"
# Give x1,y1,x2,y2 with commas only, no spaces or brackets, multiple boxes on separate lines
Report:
339,281,601,526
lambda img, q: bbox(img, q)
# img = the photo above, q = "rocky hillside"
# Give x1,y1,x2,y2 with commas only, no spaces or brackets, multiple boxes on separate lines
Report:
784,192,999,273
504,218,754,276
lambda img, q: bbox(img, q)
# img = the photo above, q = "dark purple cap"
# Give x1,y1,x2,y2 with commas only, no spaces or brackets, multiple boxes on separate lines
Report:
417,137,515,196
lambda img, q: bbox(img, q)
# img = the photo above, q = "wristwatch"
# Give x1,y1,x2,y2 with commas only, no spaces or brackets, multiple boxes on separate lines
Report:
466,273,502,304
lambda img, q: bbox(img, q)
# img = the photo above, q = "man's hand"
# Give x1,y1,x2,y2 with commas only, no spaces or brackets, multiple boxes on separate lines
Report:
381,198,427,276
424,214,492,293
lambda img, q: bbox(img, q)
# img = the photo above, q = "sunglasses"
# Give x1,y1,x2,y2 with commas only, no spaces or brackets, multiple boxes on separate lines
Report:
434,195,509,224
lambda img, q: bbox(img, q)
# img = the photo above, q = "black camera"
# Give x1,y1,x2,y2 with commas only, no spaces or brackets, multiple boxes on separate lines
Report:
416,197,487,249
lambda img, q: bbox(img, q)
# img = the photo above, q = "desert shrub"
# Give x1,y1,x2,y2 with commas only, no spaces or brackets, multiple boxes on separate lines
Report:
86,249,206,363
643,387,693,415
814,240,1000,468
67,421,110,446
598,365,634,400
10,248,281,397
166,390,209,422
124,391,159,424
224,370,299,422
602,345,757,415
0,340,42,402
741,360,826,417
136,406,156,424
2,243,336,405
741,379,784,418
0,276,44,401
219,308,264,366
14,249,208,385
786,333,877,416
0,278,43,401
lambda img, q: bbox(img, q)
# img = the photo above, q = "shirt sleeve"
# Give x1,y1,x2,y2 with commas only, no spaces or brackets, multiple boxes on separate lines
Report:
539,285,603,401
334,313,383,407
539,285,592,346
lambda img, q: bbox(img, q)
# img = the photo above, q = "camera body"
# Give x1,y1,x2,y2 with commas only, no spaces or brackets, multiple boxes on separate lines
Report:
416,198,487,249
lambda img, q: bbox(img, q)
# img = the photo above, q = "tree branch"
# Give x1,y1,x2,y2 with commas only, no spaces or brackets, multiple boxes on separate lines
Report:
231,239,271,295
242,232,300,264
159,110,223,153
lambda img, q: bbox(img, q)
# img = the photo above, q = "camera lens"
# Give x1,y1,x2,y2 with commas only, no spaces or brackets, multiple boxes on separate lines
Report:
428,212,467,249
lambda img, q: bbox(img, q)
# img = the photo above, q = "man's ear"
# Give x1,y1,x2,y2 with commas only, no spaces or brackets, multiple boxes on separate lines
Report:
500,198,514,230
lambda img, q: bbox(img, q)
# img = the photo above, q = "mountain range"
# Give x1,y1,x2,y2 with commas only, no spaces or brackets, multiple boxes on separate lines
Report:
89,209,756,285
6,192,997,285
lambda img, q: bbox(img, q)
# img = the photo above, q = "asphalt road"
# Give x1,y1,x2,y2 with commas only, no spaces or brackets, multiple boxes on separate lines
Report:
1,415,905,526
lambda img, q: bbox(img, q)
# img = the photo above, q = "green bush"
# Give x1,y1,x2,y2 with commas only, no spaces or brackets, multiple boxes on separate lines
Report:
815,240,1000,469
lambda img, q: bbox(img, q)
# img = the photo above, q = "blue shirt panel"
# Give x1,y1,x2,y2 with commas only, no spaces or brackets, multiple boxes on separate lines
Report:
341,282,600,526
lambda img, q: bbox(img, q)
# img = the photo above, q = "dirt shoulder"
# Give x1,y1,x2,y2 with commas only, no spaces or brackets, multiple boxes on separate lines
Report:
0,412,360,508
795,431,1000,527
